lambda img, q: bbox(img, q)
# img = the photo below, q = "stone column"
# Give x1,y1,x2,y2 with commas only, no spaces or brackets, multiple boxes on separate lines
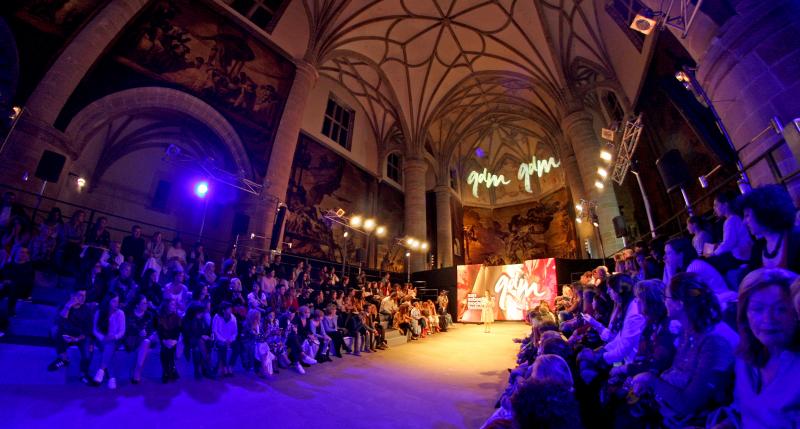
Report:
434,184,453,268
562,150,591,258
693,0,800,201
403,157,427,273
562,109,623,257
26,0,150,124
261,60,319,242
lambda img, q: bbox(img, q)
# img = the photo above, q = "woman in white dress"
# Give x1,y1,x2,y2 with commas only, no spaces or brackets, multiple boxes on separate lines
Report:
481,291,495,333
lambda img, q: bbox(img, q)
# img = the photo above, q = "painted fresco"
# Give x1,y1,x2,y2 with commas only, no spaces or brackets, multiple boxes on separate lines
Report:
462,187,577,265
111,0,294,171
13,0,110,37
285,134,385,266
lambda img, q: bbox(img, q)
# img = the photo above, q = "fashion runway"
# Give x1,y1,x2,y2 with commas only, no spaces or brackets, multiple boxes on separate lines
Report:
0,322,527,429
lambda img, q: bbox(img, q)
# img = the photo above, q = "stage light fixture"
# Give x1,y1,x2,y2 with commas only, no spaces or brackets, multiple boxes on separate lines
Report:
598,167,608,178
406,237,416,246
593,221,599,227
76,177,86,190
575,204,583,212
600,150,613,161
411,242,420,250
363,218,376,232
335,208,346,217
250,233,256,239
594,181,605,189
405,252,411,257
194,181,209,198
375,226,386,237
350,215,363,228
576,217,582,224
343,231,349,238
630,14,657,35
421,242,429,251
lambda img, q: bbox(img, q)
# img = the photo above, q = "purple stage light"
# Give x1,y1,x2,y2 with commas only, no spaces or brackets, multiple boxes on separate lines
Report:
194,181,209,198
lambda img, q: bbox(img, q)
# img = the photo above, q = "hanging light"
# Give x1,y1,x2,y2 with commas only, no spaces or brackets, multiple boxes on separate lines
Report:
594,180,605,189
363,218,376,232
375,226,386,237
600,150,613,161
597,167,608,178
350,215,363,228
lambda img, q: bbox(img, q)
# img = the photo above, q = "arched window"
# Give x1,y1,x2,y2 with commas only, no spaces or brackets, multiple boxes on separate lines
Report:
386,153,402,184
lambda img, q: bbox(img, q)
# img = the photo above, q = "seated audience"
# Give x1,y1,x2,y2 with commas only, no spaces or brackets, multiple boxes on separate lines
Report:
92,292,126,389
707,191,752,273
741,184,800,272
629,272,734,428
728,268,800,428
124,294,156,384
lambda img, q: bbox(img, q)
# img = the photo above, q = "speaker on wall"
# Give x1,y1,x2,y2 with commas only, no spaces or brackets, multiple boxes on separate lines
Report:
269,204,287,251
355,248,366,263
656,149,691,193
612,216,627,238
35,150,66,183
231,212,250,237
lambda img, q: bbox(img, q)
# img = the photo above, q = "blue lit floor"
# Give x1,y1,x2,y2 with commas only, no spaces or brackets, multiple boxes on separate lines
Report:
0,322,527,429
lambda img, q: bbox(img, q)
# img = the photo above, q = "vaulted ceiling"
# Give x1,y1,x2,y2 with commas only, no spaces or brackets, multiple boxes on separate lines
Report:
271,0,645,190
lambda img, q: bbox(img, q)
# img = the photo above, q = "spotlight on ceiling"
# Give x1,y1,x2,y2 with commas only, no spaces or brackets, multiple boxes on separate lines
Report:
600,150,613,161
598,167,608,178
630,14,657,35
420,242,429,251
350,215,363,228
576,217,582,224
594,180,605,189
363,218,376,232
375,226,387,237
335,208,346,217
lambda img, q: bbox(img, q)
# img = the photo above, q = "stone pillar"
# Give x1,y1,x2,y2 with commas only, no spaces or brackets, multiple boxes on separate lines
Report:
693,0,800,202
562,150,591,258
26,0,150,124
562,109,623,257
261,60,319,242
434,185,453,268
403,157,427,272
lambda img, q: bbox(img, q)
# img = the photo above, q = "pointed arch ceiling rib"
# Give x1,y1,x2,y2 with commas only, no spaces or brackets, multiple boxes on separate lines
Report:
288,0,640,194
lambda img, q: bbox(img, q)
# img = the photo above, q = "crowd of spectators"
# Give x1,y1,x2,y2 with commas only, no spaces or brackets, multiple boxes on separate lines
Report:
484,184,800,429
0,191,454,388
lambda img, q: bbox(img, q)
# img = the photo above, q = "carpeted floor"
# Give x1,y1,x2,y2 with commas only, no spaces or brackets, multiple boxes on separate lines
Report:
0,322,528,429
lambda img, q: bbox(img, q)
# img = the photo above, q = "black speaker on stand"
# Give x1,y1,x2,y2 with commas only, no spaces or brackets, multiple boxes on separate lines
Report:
269,204,288,251
32,150,67,221
656,149,694,215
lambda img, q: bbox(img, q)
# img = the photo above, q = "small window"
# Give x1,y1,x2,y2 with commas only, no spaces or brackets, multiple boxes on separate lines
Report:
387,153,402,184
230,0,289,33
322,95,354,149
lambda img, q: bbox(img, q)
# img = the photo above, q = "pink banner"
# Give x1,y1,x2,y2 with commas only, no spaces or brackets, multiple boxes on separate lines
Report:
457,258,557,322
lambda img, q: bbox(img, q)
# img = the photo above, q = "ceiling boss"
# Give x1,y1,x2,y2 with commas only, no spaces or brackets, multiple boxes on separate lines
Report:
467,156,561,198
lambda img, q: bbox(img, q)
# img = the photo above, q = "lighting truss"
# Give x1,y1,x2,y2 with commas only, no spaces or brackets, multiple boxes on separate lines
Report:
657,0,705,39
322,209,386,237
611,114,644,185
163,144,263,196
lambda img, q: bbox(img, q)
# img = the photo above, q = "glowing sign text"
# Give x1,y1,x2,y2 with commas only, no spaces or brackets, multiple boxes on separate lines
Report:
467,156,560,197
518,157,561,193
467,168,511,198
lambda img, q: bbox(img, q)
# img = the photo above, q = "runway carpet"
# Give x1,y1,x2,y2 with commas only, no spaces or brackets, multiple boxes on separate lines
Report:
0,322,528,429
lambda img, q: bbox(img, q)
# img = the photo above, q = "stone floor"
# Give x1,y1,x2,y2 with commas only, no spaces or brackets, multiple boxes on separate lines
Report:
0,322,527,429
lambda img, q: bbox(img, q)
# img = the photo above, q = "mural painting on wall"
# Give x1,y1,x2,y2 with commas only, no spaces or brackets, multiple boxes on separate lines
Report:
112,0,294,171
377,183,406,273
462,187,577,265
13,0,111,37
284,134,375,264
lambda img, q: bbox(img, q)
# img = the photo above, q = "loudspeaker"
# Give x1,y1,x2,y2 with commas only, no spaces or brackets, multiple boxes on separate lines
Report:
656,149,691,193
355,248,366,263
231,212,250,236
612,216,627,238
269,205,287,250
35,150,66,183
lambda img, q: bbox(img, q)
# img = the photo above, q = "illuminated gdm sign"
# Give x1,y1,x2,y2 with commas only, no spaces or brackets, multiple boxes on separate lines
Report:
466,156,561,198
